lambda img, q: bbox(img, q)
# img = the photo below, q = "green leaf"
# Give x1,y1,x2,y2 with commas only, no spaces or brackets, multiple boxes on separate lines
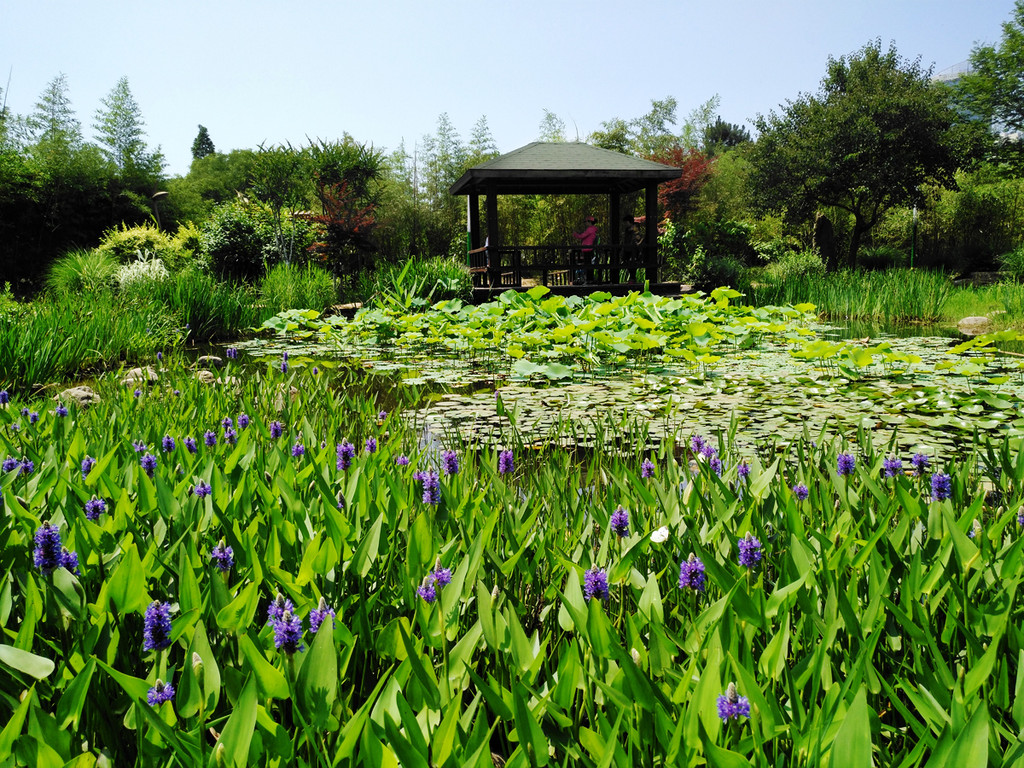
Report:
216,581,259,634
57,657,95,730
0,644,54,679
0,683,33,760
351,511,384,578
296,622,338,730
512,681,549,766
106,542,149,615
237,634,289,700
829,688,872,768
946,705,989,768
210,674,258,768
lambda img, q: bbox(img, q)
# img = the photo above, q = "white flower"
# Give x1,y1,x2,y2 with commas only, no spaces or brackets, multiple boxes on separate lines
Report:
651,526,670,543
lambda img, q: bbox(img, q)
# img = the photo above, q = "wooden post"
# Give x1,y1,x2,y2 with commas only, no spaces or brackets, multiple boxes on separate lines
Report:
469,194,481,250
486,190,500,288
609,193,621,284
645,184,658,284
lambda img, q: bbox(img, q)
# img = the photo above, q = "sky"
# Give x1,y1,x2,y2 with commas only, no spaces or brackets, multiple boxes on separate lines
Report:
0,0,1017,177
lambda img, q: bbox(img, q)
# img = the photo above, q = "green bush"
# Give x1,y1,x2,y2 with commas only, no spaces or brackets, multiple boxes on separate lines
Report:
44,249,119,296
998,244,1024,281
146,266,266,341
355,256,472,306
260,262,338,313
201,202,319,282
858,244,907,270
762,249,825,282
94,222,191,271
683,246,744,291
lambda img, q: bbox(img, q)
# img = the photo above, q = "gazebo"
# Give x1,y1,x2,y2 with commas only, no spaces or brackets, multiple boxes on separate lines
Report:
449,142,682,300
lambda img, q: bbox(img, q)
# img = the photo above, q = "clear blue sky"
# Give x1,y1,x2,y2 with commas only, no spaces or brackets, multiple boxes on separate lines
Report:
1,0,1015,176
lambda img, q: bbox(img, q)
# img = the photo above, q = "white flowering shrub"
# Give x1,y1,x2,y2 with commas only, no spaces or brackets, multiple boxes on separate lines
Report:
115,254,169,293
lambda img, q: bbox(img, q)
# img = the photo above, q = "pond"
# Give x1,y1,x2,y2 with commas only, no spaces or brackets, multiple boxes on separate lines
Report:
219,314,1024,463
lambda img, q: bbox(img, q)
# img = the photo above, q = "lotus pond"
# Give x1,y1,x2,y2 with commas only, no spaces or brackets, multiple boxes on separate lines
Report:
3,287,1024,767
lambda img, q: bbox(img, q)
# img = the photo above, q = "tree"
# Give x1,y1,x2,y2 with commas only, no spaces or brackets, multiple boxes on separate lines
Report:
649,147,715,223
703,117,751,154
248,142,309,263
955,1,1024,169
468,115,499,162
750,40,960,268
191,125,215,160
93,76,163,185
537,109,566,142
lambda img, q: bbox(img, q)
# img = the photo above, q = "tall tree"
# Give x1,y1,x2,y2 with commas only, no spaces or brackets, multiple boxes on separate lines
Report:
191,124,215,160
955,1,1024,170
30,73,81,155
703,117,751,154
537,109,566,142
93,77,163,185
750,40,960,267
468,115,499,162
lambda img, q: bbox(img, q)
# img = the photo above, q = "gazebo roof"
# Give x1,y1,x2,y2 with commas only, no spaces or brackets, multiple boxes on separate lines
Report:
450,141,682,196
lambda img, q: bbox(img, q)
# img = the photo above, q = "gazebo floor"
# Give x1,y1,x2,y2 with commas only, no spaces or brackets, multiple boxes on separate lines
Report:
471,281,685,303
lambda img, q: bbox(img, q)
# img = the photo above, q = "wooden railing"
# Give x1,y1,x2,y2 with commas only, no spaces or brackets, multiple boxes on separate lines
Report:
468,245,656,288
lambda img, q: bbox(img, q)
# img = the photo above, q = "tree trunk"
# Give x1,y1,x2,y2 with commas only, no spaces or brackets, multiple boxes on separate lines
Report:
848,217,869,269
813,213,837,272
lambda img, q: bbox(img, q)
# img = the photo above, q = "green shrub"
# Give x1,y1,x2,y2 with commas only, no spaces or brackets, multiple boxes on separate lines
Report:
998,244,1024,281
94,222,192,271
44,249,119,296
763,249,825,282
683,246,744,291
171,221,207,268
146,266,266,341
260,262,337,313
201,203,319,282
355,256,472,306
858,244,907,270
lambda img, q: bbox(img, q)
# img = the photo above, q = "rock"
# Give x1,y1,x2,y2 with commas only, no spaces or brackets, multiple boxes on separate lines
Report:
56,386,100,408
957,316,993,336
122,366,158,385
196,370,216,384
196,355,224,369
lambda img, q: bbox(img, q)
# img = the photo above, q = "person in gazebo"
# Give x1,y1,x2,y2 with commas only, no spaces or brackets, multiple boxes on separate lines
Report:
573,215,599,284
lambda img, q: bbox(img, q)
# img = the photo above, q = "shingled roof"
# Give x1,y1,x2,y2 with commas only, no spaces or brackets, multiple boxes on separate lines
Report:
450,141,682,196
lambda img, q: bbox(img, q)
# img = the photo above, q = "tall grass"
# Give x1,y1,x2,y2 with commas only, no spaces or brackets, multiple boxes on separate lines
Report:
44,248,120,296
259,262,338,313
353,256,472,306
145,268,266,342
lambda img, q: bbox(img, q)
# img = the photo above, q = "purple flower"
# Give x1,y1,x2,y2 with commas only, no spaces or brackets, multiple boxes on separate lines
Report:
237,413,250,430
882,456,903,479
912,453,931,476
395,454,410,466
709,455,723,476
162,435,175,453
272,610,303,654
377,410,388,422
837,452,856,476
140,453,157,478
678,554,707,592
85,497,107,520
737,533,762,568
221,417,233,430
224,428,237,445
335,441,355,470
19,458,33,476
931,472,952,501
60,547,79,575
309,597,336,633
33,522,63,576
433,566,452,588
312,367,319,375
156,351,163,362
498,449,514,475
583,567,609,601
717,682,751,722
417,576,438,603
610,506,630,537
1018,508,1024,528
267,593,294,625
184,437,197,454
641,458,655,478
81,455,96,480
133,388,142,399
173,389,180,397
203,431,217,448
147,679,175,707
55,404,68,417
210,540,234,572
793,483,809,501
0,390,8,404
737,462,751,480
144,601,173,651
442,450,459,476
690,434,707,454
291,442,305,458
270,421,284,440
193,480,212,498
28,411,38,424
2,456,18,474
280,357,288,374
226,347,238,360
418,470,441,505
365,437,377,454
132,440,147,453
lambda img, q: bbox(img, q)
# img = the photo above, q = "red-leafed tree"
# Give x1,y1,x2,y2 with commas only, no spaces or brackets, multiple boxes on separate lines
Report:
307,178,377,283
648,147,715,223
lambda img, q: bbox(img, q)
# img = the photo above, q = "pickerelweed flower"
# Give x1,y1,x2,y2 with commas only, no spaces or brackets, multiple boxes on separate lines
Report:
237,413,250,429
432,557,452,589
583,567,609,601
737,533,763,568
33,523,63,576
203,430,217,447
309,597,336,633
717,682,751,722
210,539,234,572
144,601,173,652
1018,507,1024,528
0,390,8,404
162,435,175,452
931,472,952,501
882,455,903,478
418,470,441,505
132,440,147,453
85,497,107,521
226,347,238,360
224,428,237,445
969,519,982,539
377,410,388,422
221,417,233,430
793,483,809,501
279,356,288,374
81,455,95,480
267,593,294,625
270,421,284,439
184,437,197,454
395,454,410,466
610,506,630,537
678,553,707,592
709,455,723,476
641,458,656,478
60,547,79,575
336,440,355,470
737,462,751,480
272,610,303,653
911,452,930,476
2,457,19,473
291,442,305,458
417,575,438,603
133,388,142,399
147,679,175,707
442,450,459,476
365,437,377,454
837,452,856,476
690,434,707,454
19,458,34,476
29,411,38,424
193,480,212,498
140,453,157,478
498,449,514,475
55,404,68,417
156,351,163,362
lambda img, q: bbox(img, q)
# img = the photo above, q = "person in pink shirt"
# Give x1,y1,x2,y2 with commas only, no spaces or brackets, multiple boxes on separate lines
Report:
573,215,598,283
